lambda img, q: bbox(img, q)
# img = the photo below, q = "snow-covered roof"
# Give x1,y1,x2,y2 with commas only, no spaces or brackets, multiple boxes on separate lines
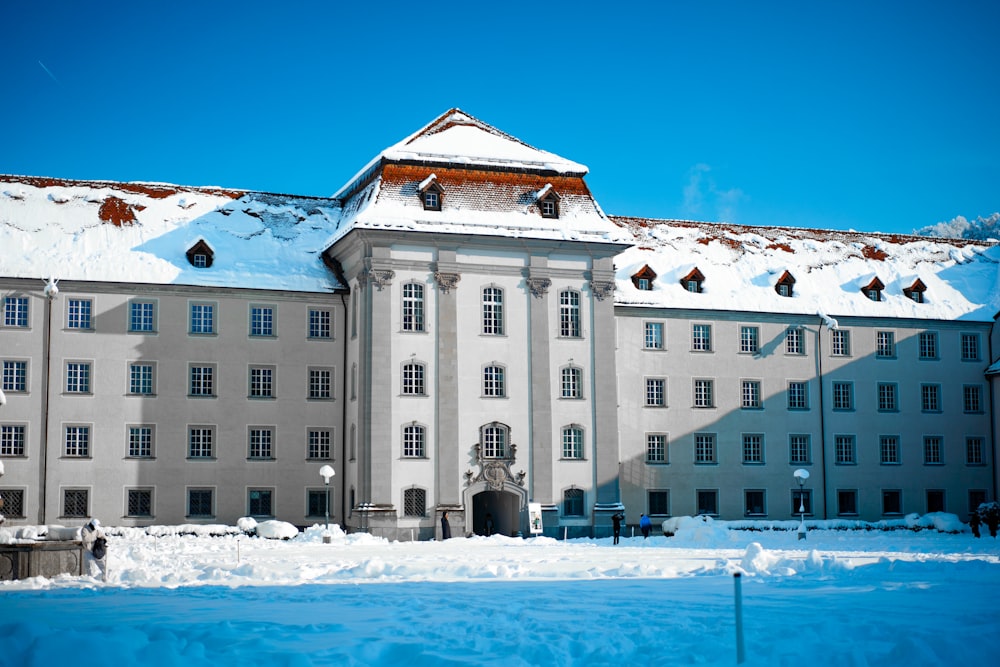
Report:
0,176,345,292
611,217,1000,322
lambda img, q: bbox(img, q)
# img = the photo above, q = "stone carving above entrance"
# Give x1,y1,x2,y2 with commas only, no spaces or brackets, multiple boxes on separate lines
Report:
465,443,526,491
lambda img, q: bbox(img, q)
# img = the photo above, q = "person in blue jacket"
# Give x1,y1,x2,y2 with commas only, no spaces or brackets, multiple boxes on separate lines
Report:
639,513,652,539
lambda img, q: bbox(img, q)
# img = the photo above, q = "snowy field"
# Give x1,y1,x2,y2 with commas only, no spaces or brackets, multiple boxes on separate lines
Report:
3,517,1000,667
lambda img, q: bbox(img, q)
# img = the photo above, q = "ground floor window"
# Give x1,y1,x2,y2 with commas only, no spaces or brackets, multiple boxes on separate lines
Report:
744,490,766,517
188,489,214,518
882,489,902,515
307,489,329,517
0,488,25,518
696,489,718,516
792,489,812,516
563,488,584,516
248,489,273,517
403,488,426,517
926,490,945,514
648,490,669,517
837,489,858,516
63,489,88,518
126,489,153,517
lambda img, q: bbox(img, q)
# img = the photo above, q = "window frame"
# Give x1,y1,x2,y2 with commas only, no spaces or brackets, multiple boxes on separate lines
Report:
789,434,811,464
483,364,506,398
248,365,275,399
248,426,275,460
645,377,666,407
401,283,425,333
875,330,895,358
696,489,719,516
126,424,154,458
247,488,274,518
562,425,585,460
923,436,943,465
744,489,767,517
66,298,93,330
188,425,216,459
960,333,980,361
691,323,712,352
2,360,28,393
741,379,762,410
918,331,938,360
645,433,668,464
739,326,759,354
308,307,333,340
482,287,504,336
189,364,216,397
694,433,717,464
3,296,29,328
1,424,27,457
126,488,153,518
920,383,941,412
65,361,92,394
308,367,333,400
401,361,426,396
787,381,808,410
560,366,583,399
693,378,714,408
785,327,804,355
249,304,276,338
832,381,853,411
879,435,901,465
558,290,582,338
64,424,91,457
189,301,216,335
129,362,156,396
128,299,157,333
834,435,856,465
307,428,333,461
402,423,427,458
741,433,765,464
877,382,898,412
831,329,851,356
643,321,664,350
187,488,215,518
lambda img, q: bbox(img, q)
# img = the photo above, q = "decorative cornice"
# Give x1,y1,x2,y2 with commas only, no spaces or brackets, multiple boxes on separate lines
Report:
590,279,615,301
357,268,395,291
526,277,551,298
465,443,526,491
434,271,461,294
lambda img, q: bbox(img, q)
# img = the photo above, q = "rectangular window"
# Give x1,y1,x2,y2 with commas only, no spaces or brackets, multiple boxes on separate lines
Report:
249,366,274,398
66,362,91,393
402,363,425,396
248,428,274,459
879,435,900,465
482,287,504,335
1,424,26,456
190,302,215,334
3,296,29,327
308,308,332,339
918,332,938,359
250,306,274,337
961,333,980,361
645,378,666,407
882,490,902,515
64,426,90,457
403,424,426,458
966,437,985,465
127,426,153,458
188,427,214,458
787,381,808,410
792,489,813,515
126,489,153,517
646,433,667,463
129,363,155,395
832,382,853,410
785,327,804,355
692,324,712,351
742,434,764,464
831,330,850,356
877,383,898,412
693,379,714,408
2,360,27,392
402,284,425,333
561,367,582,399
745,490,766,517
648,490,670,516
188,489,214,518
67,298,92,330
837,489,858,516
739,326,759,353
963,385,983,413
695,433,716,464
190,365,215,396
559,291,581,337
0,489,24,518
921,384,941,412
644,322,664,350
835,435,856,464
63,489,88,518
309,368,332,399
563,488,585,516
926,490,945,514
129,300,155,332
248,489,273,517
875,331,895,358
483,366,505,398
562,427,584,460
403,488,426,517
741,380,761,409
789,435,811,464
923,436,942,465
307,429,332,460
308,490,329,518
697,490,718,516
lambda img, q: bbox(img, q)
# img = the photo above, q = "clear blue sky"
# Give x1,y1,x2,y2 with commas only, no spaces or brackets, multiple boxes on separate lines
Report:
2,1,997,234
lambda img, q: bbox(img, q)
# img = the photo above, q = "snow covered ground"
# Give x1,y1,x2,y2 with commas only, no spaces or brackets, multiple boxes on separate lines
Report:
3,517,1000,666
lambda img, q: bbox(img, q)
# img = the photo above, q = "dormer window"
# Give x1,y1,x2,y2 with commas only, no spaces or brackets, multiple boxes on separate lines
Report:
536,183,560,219
680,268,705,294
775,270,795,297
630,265,657,291
861,277,884,302
185,240,214,268
418,174,443,211
903,278,927,304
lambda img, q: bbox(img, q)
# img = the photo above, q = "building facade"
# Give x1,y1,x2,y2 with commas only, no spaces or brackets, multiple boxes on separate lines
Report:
1,110,998,536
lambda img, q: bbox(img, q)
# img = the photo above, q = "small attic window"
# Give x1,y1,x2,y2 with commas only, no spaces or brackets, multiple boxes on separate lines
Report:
680,267,705,294
418,174,443,211
186,240,214,268
631,265,657,291
536,184,560,219
775,270,796,298
903,278,927,304
861,277,885,302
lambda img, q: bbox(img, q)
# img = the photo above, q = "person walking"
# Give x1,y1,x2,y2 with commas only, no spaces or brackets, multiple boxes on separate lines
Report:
81,518,107,581
441,511,452,540
611,511,624,545
640,513,652,539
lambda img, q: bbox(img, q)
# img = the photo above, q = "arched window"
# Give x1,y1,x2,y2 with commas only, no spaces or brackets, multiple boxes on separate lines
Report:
559,290,581,338
481,422,509,458
402,424,426,457
482,286,504,335
562,425,584,459
403,487,427,516
402,283,425,332
483,365,506,398
402,362,425,395
563,488,584,516
560,366,582,399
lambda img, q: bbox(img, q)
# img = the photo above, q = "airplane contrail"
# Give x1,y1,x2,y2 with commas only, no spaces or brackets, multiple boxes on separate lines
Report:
38,60,60,84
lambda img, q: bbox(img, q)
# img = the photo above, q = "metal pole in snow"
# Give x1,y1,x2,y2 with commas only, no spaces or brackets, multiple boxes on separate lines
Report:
734,572,745,664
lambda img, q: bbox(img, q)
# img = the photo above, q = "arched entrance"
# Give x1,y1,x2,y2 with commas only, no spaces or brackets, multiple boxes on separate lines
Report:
463,482,527,537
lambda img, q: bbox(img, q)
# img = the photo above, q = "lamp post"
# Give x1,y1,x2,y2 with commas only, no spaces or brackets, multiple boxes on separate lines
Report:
319,465,335,543
793,468,810,541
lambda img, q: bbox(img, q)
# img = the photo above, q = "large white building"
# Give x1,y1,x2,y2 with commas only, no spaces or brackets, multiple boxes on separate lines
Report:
2,110,998,537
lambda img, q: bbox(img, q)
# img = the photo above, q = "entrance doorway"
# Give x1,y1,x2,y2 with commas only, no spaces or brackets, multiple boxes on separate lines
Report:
471,490,521,537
